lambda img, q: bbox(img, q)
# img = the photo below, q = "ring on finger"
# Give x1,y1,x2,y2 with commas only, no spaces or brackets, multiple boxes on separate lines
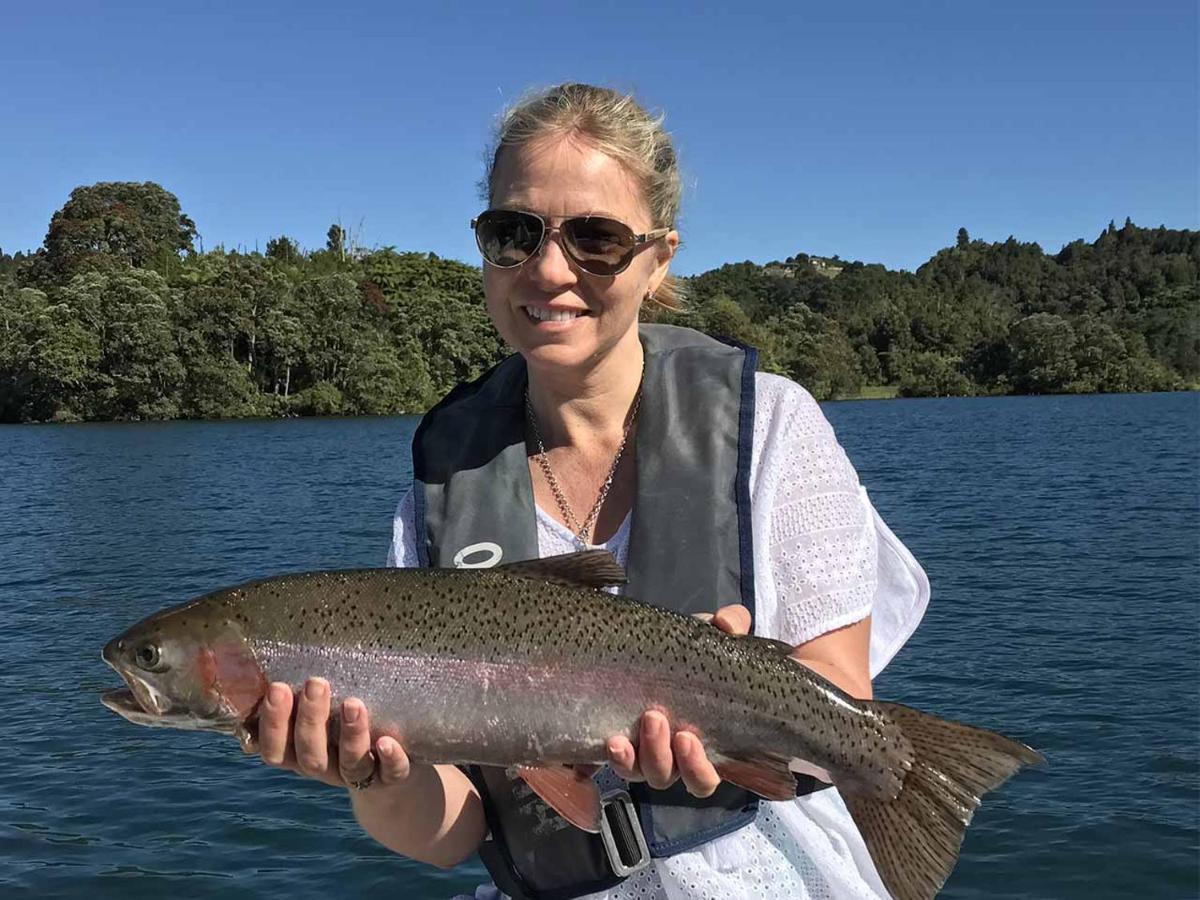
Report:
347,750,379,791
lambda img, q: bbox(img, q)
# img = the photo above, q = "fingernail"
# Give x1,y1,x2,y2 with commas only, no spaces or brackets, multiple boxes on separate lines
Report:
646,714,662,738
267,684,287,707
342,700,360,724
305,679,326,701
607,738,622,757
378,739,395,760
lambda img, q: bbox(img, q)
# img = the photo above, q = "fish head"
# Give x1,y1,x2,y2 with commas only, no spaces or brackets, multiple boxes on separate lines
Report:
101,598,266,735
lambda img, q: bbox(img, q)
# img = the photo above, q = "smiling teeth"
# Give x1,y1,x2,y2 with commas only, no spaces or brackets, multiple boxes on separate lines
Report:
526,307,582,322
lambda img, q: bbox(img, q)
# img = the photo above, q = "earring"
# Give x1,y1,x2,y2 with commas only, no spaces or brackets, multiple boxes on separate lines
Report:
644,289,655,303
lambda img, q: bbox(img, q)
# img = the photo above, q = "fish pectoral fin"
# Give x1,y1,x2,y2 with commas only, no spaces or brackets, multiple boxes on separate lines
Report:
499,550,627,590
713,752,799,801
514,765,603,833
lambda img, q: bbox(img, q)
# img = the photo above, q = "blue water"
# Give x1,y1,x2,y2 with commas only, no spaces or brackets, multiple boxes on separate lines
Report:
0,393,1196,898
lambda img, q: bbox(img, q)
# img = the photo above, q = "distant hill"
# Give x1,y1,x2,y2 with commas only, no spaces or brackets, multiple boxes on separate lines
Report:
1,183,1195,422
655,220,1197,399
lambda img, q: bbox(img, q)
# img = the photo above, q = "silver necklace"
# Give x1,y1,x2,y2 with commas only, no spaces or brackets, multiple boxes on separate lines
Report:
525,382,642,546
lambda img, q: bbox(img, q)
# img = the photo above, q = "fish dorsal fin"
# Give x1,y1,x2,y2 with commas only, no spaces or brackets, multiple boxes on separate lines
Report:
514,765,602,833
499,550,627,589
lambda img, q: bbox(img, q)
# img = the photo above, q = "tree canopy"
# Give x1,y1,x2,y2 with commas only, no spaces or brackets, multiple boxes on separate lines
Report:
0,183,1194,422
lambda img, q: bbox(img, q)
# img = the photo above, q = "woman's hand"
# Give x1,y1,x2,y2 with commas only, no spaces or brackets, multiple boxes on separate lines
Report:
252,677,487,868
254,677,412,790
605,604,752,799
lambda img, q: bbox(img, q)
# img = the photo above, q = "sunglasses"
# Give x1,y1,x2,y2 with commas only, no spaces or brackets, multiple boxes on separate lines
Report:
471,209,670,277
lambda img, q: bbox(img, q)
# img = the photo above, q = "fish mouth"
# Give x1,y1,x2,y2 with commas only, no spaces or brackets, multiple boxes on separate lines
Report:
101,687,170,727
100,687,238,734
101,648,172,717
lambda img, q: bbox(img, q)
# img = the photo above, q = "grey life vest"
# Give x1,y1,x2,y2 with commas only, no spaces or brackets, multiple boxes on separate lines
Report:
413,324,803,900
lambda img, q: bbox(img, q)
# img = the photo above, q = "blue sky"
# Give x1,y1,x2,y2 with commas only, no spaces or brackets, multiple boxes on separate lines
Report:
2,1,1196,275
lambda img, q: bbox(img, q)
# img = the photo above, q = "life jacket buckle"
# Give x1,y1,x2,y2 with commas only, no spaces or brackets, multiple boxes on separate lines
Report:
599,789,650,877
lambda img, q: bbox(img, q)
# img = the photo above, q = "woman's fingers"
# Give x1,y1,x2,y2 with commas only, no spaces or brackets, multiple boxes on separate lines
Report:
375,736,412,785
638,711,678,789
673,732,719,798
608,712,722,797
337,698,374,787
606,735,640,781
712,604,751,636
258,682,296,767
293,678,332,776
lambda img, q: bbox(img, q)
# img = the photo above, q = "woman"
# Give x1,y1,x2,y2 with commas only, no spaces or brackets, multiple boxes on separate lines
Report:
255,83,928,899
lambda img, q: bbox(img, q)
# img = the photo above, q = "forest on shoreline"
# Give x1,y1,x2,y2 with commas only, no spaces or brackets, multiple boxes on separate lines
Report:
0,182,1195,423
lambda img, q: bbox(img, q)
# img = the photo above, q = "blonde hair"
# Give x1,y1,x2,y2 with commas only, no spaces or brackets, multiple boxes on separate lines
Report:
484,83,685,311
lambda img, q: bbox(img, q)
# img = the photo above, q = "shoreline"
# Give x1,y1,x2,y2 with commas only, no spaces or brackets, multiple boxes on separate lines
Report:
3,388,1196,426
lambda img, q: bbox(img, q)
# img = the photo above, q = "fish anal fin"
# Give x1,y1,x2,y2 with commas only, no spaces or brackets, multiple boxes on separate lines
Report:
789,757,834,784
515,765,602,833
714,753,798,801
500,550,626,589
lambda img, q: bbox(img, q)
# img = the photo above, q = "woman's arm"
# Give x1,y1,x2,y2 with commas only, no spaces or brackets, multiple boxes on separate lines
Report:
349,760,486,869
790,615,873,700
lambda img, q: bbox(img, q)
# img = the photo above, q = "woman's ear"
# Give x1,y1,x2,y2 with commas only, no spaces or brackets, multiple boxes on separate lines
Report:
647,230,679,295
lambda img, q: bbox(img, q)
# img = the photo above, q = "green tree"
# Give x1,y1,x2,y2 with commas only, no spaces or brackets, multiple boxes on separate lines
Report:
0,283,100,421
326,224,346,258
43,182,196,279
341,336,435,415
266,235,301,264
53,269,184,419
1007,314,1078,393
770,306,864,400
894,351,973,397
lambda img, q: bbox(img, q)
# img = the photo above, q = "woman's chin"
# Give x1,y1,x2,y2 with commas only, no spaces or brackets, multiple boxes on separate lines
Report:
504,314,640,375
522,341,596,372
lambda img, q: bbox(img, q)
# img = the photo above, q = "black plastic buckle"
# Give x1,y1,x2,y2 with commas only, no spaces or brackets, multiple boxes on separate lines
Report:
599,789,650,877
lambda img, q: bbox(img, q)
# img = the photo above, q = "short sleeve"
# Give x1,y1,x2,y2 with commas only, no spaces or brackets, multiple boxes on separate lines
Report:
761,379,876,646
386,485,422,568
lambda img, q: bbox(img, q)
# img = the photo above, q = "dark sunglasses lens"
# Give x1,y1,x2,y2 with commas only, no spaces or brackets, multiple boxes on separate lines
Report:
476,211,542,267
563,217,636,275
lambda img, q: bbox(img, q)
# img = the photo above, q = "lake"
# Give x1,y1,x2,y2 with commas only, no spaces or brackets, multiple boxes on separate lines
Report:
1,392,1196,898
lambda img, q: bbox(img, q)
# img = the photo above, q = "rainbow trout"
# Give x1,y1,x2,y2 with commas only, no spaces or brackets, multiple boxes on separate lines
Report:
101,550,1042,900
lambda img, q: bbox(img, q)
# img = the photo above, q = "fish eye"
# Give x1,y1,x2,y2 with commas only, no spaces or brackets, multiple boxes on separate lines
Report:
134,643,162,671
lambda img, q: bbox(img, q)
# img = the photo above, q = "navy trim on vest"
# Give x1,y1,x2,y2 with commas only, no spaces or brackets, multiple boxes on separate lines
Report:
723,337,759,616
413,477,430,569
637,796,759,858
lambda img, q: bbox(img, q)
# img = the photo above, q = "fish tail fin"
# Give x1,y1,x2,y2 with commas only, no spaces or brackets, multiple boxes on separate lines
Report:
842,702,1044,900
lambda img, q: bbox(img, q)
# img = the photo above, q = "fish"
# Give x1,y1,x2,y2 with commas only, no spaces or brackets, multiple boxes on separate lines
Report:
101,550,1043,900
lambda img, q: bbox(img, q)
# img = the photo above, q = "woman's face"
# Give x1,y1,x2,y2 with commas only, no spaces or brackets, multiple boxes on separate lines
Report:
483,134,677,374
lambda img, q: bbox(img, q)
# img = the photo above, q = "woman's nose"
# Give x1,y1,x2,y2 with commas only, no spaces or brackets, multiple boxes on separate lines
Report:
525,228,578,290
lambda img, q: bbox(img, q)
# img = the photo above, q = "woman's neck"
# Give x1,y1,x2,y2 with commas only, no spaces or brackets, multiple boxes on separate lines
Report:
526,333,644,448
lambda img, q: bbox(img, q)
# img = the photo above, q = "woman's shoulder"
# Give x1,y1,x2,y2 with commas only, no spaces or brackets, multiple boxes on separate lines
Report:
752,372,833,443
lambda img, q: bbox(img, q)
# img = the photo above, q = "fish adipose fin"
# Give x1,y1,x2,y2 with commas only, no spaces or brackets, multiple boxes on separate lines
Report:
843,702,1045,900
499,550,627,590
515,765,603,833
713,751,798,801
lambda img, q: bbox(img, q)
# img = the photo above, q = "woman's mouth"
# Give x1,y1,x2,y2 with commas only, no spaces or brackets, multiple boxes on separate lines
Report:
523,305,589,324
